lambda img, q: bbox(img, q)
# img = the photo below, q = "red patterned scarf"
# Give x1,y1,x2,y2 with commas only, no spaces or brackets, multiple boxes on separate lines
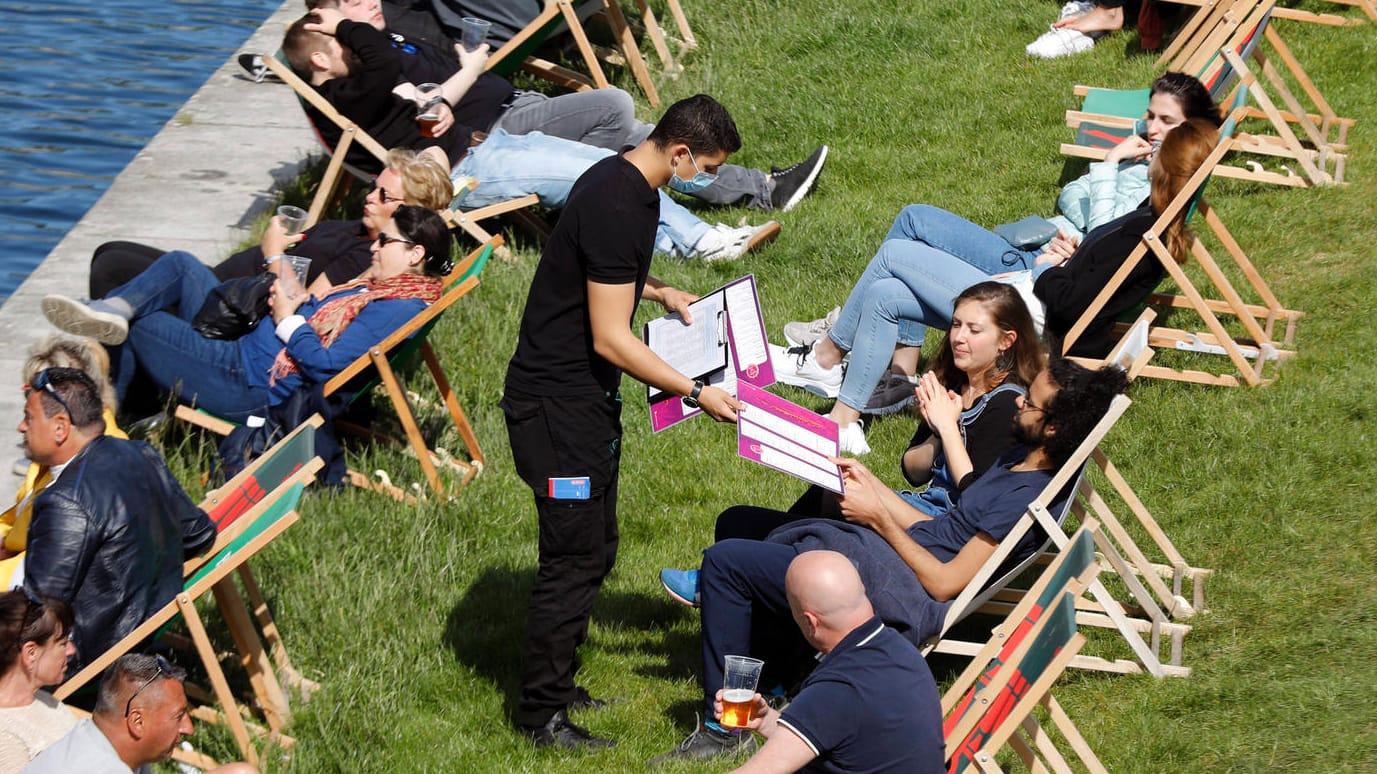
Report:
268,272,442,385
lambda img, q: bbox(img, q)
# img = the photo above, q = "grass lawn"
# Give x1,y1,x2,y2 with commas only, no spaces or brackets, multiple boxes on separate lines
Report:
161,0,1377,770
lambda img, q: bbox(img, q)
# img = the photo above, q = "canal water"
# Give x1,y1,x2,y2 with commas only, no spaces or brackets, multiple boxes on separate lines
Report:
0,0,282,305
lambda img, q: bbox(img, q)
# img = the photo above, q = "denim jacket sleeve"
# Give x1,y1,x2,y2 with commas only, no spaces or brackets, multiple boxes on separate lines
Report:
283,297,427,384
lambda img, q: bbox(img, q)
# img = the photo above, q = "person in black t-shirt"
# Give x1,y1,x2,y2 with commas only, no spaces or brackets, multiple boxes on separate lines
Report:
501,95,742,751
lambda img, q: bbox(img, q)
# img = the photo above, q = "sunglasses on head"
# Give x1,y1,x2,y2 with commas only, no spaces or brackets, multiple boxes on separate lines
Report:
125,654,176,717
25,370,73,420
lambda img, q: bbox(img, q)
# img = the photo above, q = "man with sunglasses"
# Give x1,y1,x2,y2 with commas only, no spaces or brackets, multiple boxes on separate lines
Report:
26,653,257,773
18,369,214,678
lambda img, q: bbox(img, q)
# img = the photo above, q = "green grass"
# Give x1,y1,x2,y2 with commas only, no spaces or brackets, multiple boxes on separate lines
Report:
158,1,1377,770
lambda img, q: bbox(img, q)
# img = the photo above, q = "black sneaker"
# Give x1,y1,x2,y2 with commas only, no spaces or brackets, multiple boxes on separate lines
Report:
521,709,615,750
863,372,917,416
569,686,614,712
650,723,757,765
237,53,279,83
768,145,829,212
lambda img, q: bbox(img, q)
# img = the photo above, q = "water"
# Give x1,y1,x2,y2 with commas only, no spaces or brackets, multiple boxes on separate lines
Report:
0,0,282,305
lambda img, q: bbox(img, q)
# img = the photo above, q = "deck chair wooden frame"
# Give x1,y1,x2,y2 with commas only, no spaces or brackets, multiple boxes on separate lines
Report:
630,0,697,75
1062,132,1302,387
928,396,1193,678
259,53,539,259
944,588,1103,774
54,474,317,768
486,0,661,106
1062,319,1213,621
1162,0,1372,37
942,524,1107,774
177,240,497,500
1065,0,1351,187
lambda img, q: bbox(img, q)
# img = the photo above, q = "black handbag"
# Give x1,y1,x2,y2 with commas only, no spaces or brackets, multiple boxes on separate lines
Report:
192,273,274,340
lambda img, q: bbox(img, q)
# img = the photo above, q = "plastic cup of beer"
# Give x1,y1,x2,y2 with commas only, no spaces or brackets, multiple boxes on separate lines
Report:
269,254,312,299
276,205,308,235
460,17,491,51
720,655,764,729
415,83,443,136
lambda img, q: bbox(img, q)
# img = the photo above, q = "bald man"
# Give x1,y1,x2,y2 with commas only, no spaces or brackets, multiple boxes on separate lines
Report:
655,551,943,769
705,551,942,773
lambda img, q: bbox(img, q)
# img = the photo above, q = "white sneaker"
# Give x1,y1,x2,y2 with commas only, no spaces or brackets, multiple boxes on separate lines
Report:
837,421,871,455
783,306,841,348
693,221,782,263
1026,27,1095,58
770,342,843,398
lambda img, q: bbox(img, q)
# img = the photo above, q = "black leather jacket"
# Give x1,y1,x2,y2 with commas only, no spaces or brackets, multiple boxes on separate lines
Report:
24,436,215,675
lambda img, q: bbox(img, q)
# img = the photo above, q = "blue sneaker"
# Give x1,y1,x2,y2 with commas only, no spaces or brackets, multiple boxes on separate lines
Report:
660,569,700,608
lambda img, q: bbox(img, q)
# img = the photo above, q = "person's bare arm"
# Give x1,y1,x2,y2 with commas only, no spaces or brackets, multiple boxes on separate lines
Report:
728,730,818,774
586,280,738,422
837,459,998,601
714,691,816,774
835,458,934,533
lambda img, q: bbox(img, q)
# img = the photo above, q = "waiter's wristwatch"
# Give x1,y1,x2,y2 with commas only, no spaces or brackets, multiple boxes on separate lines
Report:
683,379,706,409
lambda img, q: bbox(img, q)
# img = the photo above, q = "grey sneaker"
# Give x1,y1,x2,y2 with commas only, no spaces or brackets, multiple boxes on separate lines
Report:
650,722,757,765
783,306,840,347
41,295,129,345
863,372,918,416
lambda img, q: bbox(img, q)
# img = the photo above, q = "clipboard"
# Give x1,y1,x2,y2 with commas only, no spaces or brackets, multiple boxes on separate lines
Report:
644,275,775,432
643,289,729,403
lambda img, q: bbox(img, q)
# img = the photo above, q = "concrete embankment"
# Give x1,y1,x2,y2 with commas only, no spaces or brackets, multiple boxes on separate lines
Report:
0,0,318,502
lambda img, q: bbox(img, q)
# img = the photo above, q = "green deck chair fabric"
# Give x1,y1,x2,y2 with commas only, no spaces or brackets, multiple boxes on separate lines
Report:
203,423,316,533
1072,6,1269,150
188,482,304,589
944,592,1081,773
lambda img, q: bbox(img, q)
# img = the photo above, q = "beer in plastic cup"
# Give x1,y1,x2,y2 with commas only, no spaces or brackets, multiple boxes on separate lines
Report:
720,655,764,729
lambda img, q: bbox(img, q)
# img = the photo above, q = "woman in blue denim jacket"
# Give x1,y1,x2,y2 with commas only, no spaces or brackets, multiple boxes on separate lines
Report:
41,205,452,422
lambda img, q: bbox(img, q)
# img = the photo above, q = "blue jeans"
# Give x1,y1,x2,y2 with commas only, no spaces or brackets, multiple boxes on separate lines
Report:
109,250,271,421
829,234,1001,412
885,204,1039,274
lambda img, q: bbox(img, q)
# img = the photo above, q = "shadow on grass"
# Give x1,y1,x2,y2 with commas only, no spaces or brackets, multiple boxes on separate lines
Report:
444,565,710,719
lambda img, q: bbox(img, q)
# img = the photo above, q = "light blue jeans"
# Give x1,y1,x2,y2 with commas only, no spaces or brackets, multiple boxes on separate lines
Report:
455,129,725,256
827,204,1037,411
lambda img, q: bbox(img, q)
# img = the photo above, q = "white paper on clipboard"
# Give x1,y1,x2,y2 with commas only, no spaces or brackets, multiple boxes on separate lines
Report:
644,289,729,402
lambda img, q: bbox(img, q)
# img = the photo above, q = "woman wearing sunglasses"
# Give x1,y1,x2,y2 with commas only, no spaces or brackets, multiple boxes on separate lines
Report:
41,205,452,422
0,591,76,773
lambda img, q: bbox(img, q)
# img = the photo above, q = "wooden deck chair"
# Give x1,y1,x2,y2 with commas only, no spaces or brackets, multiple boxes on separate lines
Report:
177,239,498,500
486,0,661,106
1070,308,1157,379
929,396,1193,677
1062,125,1303,387
629,0,697,75
1060,318,1214,620
55,479,314,768
941,524,1106,774
1065,0,1352,187
943,589,1103,773
1161,0,1372,36
258,53,539,258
